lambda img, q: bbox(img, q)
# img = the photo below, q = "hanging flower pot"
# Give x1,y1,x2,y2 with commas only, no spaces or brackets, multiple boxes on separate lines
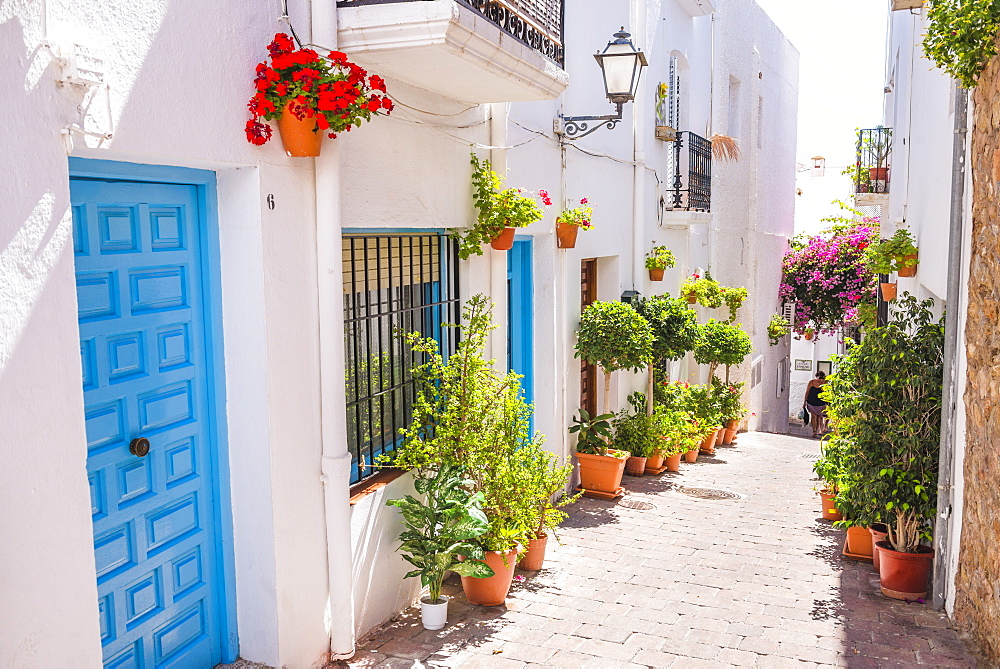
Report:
556,219,580,249
804,329,815,341
875,542,934,600
276,102,323,157
897,253,919,278
687,294,698,304
649,269,665,281
518,534,548,572
880,282,898,301
644,245,675,282
460,548,520,606
490,227,516,251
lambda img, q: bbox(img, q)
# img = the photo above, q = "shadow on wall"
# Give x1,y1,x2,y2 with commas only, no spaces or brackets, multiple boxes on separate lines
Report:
351,473,423,639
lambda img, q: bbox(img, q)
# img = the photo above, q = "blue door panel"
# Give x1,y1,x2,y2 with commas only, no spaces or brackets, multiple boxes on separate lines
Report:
507,239,534,430
72,177,226,668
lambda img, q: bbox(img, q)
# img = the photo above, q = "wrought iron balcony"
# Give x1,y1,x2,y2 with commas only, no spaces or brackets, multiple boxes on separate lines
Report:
337,0,568,102
853,126,892,196
666,131,712,212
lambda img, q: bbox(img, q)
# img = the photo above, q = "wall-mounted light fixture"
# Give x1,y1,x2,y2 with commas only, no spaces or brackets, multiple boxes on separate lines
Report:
555,29,648,140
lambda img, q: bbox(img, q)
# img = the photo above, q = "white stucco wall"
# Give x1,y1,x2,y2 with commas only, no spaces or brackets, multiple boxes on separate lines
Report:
1,1,333,666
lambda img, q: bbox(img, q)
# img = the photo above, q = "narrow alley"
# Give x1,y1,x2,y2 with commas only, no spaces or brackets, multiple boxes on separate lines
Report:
338,431,980,668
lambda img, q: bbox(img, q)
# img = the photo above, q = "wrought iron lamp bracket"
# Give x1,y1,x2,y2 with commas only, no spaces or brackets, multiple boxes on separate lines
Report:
555,103,625,140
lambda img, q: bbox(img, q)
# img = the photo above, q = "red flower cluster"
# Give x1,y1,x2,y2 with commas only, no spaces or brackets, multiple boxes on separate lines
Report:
538,189,553,206
245,33,392,146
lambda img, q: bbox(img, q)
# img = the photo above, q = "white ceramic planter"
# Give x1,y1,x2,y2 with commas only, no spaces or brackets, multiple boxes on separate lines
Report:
420,595,450,630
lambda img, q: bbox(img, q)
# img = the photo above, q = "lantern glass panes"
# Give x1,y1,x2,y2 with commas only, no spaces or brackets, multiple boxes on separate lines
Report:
595,30,648,104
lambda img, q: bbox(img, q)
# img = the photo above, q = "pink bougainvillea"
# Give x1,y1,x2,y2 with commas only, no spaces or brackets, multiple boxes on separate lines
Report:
779,218,879,333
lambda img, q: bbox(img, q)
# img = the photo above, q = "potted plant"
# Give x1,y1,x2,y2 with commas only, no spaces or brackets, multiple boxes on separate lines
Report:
555,198,594,249
862,126,892,183
713,378,745,444
575,301,654,416
644,245,677,281
686,384,723,454
390,295,552,606
569,409,628,496
694,320,753,384
613,393,656,476
635,295,699,415
386,464,493,630
842,163,871,194
823,295,944,598
246,33,392,156
680,273,724,307
865,228,919,278
652,406,696,472
517,450,578,571
767,314,790,345
720,286,748,323
452,155,549,259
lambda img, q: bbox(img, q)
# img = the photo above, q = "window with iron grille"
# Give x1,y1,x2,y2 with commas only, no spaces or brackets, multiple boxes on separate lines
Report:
342,233,460,484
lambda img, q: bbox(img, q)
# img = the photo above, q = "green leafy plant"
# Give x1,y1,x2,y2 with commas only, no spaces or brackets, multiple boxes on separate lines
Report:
386,464,494,604
923,0,1000,89
612,393,658,458
767,314,790,345
841,163,870,189
454,155,547,260
720,286,748,323
635,295,699,414
568,409,618,456
864,229,919,275
680,273,724,308
558,198,594,229
644,245,677,271
391,295,556,553
686,383,724,432
693,320,753,383
517,448,580,539
712,377,746,423
575,301,654,414
650,405,699,456
823,294,945,552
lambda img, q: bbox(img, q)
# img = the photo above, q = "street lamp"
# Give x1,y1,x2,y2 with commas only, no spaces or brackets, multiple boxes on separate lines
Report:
557,29,648,140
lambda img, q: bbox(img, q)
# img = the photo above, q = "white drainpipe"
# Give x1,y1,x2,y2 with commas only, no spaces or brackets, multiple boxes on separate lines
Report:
312,0,356,659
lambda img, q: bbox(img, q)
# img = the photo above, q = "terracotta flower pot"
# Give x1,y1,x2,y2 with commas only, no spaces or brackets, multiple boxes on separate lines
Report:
649,268,665,281
714,428,725,447
846,526,874,558
276,102,323,157
700,430,717,453
870,523,889,570
684,448,698,463
575,450,627,494
645,453,665,470
880,282,898,301
518,534,547,572
875,542,933,601
665,453,681,472
805,331,815,341
723,428,738,444
687,295,698,304
897,253,918,278
625,455,647,477
726,420,739,431
869,167,889,182
490,227,516,250
819,489,842,522
461,548,520,606
556,220,579,249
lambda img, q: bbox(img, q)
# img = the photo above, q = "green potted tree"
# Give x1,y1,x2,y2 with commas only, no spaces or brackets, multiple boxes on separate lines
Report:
575,301,654,416
455,155,548,259
386,464,493,630
823,295,944,599
635,295,699,415
644,245,677,281
694,320,753,384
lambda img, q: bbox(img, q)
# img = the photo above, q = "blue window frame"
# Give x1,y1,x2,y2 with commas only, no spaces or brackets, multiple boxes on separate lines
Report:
342,232,460,484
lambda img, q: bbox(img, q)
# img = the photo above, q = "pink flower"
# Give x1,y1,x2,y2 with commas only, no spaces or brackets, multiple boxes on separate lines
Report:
580,197,589,204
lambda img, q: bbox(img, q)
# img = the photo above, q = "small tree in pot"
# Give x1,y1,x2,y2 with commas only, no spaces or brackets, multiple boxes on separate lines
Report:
575,301,654,415
386,464,493,630
635,295,699,415
694,320,753,383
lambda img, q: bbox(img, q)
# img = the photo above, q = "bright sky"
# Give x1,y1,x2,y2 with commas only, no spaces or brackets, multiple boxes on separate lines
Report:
753,0,889,169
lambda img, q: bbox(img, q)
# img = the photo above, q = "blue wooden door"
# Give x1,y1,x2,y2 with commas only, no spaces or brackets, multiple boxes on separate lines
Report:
72,176,228,668
507,239,534,424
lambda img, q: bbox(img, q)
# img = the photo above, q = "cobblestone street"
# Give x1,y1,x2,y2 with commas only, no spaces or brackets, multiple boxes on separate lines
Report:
337,431,981,668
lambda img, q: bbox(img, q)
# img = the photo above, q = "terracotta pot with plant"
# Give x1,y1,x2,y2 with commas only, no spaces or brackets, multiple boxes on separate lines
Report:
246,33,393,156
614,393,657,477
517,447,579,572
866,229,919,290
822,295,944,600
454,155,550,259
569,410,627,495
681,273,724,308
767,314,791,346
645,245,676,281
555,198,594,249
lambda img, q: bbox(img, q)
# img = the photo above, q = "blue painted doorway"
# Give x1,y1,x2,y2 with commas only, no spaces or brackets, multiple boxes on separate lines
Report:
70,162,236,668
507,238,534,427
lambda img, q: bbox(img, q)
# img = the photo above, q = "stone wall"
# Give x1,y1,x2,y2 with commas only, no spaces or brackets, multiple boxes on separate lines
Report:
955,45,1000,666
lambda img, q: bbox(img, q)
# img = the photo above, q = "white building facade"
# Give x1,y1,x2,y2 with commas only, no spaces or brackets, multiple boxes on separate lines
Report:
0,0,796,667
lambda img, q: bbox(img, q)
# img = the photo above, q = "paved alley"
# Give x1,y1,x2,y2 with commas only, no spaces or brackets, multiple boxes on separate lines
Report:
336,432,981,668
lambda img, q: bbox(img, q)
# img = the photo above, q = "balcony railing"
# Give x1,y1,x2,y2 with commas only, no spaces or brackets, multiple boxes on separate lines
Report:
667,131,712,212
854,126,892,195
337,0,565,66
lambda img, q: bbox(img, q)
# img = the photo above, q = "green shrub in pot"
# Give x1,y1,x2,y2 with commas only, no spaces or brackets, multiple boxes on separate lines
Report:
575,301,654,415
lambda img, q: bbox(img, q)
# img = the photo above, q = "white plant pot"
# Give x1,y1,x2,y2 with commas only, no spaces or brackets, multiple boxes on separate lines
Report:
420,595,449,630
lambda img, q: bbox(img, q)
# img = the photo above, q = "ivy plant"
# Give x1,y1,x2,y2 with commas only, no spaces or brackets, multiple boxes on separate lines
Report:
767,314,790,345
863,229,919,275
575,301,654,414
721,286,748,323
823,295,945,552
386,464,495,604
923,0,1000,89
453,154,546,260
